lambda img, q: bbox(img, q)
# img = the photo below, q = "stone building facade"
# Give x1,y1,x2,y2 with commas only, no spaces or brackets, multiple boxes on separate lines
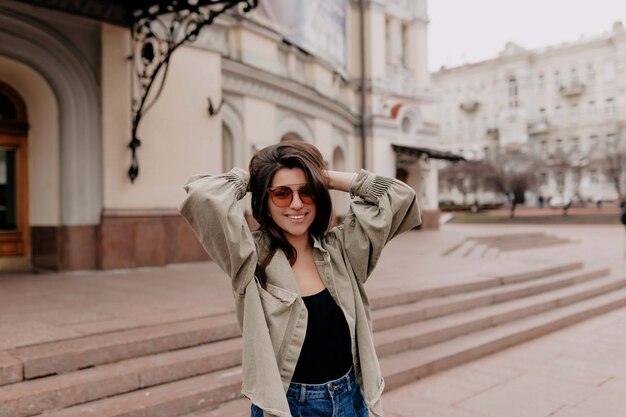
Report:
433,22,626,206
0,0,440,271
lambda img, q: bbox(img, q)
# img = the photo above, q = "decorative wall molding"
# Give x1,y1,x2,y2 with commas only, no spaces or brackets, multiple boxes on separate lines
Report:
275,110,315,142
222,58,358,134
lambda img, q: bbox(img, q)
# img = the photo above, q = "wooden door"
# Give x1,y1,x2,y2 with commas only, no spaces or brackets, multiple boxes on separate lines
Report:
0,82,29,257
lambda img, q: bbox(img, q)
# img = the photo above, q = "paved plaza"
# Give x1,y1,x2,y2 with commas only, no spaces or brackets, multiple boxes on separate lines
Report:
1,222,625,416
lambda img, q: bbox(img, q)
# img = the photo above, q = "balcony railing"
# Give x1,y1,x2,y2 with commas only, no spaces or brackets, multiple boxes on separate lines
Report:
559,81,585,97
459,101,480,113
527,119,549,134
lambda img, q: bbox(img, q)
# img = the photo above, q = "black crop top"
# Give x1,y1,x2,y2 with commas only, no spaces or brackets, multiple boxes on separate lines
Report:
291,288,353,384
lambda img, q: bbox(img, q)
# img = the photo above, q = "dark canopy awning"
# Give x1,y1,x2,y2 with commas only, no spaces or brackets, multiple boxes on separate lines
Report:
392,144,465,162
12,0,246,26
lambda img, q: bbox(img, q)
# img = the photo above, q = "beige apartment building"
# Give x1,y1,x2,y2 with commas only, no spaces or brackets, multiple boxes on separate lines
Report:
0,0,442,272
433,22,626,206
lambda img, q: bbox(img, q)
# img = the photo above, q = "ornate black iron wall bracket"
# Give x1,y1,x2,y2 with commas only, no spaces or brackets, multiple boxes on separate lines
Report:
207,97,224,117
128,0,259,182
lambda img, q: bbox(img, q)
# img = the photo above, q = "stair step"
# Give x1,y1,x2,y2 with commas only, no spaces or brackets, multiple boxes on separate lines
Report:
440,239,470,256
0,355,21,387
369,261,582,310
372,267,609,331
462,241,482,257
375,273,626,357
6,314,240,382
496,237,571,252
36,367,243,417
446,234,574,258
0,339,242,417
380,283,626,390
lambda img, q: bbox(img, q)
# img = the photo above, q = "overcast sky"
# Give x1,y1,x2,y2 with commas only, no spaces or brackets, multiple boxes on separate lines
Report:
428,0,626,72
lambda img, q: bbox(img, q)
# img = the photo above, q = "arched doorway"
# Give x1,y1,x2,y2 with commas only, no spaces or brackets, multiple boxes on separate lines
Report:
0,81,28,257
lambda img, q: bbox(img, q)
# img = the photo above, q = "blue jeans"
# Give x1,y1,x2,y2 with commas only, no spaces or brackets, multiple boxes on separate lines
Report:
251,368,369,417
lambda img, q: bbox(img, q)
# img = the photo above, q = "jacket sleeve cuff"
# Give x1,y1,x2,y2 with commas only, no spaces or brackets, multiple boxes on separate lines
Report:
224,167,250,200
349,169,395,204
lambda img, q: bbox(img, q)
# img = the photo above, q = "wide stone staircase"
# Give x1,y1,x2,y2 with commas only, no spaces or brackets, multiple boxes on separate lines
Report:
2,261,626,417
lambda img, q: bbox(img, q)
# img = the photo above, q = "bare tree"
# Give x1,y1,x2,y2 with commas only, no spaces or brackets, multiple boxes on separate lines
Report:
482,150,543,218
603,127,626,204
438,159,491,205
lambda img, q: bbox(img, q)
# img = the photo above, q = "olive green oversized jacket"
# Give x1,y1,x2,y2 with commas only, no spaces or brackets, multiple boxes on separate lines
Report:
180,168,421,417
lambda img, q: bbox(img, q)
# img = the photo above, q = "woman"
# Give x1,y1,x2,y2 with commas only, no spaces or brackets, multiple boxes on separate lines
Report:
180,142,420,417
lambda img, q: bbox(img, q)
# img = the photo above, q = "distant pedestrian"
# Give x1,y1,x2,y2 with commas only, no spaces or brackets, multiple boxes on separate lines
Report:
538,195,545,208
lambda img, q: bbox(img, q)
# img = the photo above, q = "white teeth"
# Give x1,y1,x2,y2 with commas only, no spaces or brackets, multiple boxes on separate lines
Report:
287,215,305,220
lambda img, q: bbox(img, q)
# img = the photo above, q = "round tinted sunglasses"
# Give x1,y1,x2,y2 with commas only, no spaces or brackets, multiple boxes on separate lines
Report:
267,184,315,208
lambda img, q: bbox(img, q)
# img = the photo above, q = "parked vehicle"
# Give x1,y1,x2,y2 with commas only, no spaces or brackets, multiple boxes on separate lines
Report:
548,196,570,209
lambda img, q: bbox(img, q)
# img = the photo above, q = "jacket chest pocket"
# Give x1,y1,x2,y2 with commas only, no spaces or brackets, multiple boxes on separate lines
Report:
256,280,298,355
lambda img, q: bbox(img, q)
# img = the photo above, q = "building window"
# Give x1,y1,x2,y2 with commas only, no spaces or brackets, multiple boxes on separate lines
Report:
508,77,518,108
605,98,616,117
0,150,17,231
607,133,617,149
570,137,580,152
556,171,565,187
401,23,409,67
588,100,596,119
570,67,579,85
385,17,392,64
538,73,545,90
554,70,561,88
604,62,615,81
554,106,562,123
541,172,549,184
555,138,563,152
570,103,579,122
587,64,595,81
222,124,234,171
589,169,599,184
539,107,546,121
401,116,413,134
588,135,598,151
540,140,548,154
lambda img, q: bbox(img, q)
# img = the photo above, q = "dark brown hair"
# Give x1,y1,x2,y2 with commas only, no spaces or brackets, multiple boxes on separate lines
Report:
249,142,332,285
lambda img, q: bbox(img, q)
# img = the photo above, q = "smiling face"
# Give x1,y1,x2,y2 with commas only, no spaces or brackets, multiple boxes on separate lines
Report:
268,167,317,243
